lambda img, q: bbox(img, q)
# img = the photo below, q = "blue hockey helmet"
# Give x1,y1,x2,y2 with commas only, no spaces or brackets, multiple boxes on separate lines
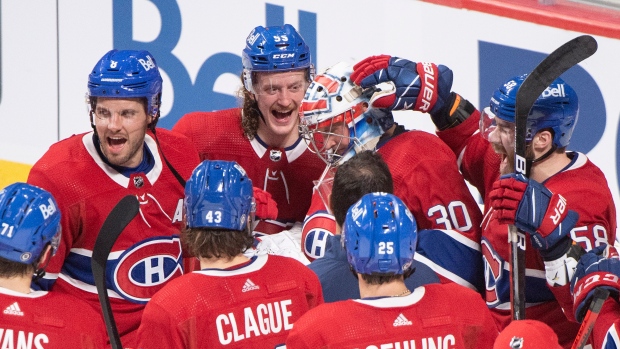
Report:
242,24,314,93
184,160,255,231
87,49,163,128
300,61,390,166
342,192,417,275
0,183,61,264
485,74,579,148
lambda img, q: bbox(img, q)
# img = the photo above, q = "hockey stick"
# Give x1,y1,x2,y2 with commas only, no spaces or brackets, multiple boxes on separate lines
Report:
91,195,140,349
571,288,610,349
510,35,598,320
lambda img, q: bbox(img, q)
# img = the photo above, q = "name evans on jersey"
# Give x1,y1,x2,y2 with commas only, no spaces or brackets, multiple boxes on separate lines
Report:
0,329,49,349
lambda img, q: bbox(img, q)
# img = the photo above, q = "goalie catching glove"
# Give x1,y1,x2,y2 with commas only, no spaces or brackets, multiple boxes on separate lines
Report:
489,174,579,259
571,244,620,322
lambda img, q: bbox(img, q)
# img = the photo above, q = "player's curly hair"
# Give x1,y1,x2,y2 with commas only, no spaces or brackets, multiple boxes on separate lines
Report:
182,227,254,260
239,75,260,140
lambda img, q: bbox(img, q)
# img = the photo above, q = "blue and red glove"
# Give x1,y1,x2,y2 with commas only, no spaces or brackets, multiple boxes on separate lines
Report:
253,187,278,221
489,174,579,257
350,55,453,115
571,244,620,322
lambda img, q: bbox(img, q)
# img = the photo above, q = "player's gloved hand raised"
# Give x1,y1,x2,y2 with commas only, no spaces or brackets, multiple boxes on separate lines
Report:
489,174,579,254
350,55,453,115
571,244,620,322
253,187,278,221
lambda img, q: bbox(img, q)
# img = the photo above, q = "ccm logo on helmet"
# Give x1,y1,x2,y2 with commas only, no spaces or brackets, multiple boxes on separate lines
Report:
273,53,295,59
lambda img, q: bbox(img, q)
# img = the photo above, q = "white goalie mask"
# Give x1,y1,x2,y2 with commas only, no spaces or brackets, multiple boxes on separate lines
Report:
299,62,386,167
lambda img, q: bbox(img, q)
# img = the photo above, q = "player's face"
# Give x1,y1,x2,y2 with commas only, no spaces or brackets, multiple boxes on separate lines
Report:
93,98,151,168
316,118,350,157
253,70,308,147
488,117,516,175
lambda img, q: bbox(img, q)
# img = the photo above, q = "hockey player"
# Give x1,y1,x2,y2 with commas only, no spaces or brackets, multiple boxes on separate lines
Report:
0,183,107,348
173,24,325,235
136,160,323,349
308,149,493,302
308,150,441,302
350,55,617,347
286,192,498,348
301,63,482,259
27,50,201,347
300,62,484,286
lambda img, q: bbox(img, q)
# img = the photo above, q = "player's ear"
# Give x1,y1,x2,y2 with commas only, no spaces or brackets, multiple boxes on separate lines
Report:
533,130,553,151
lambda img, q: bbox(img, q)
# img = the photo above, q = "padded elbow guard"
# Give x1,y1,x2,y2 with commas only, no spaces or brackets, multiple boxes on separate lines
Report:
430,92,475,131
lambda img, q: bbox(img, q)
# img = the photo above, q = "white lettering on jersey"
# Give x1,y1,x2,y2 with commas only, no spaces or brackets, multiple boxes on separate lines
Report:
360,334,456,349
172,199,183,224
216,300,293,345
0,329,50,349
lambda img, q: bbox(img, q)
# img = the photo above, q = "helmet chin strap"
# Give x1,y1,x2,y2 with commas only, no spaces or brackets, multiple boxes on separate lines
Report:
252,95,267,125
531,144,557,164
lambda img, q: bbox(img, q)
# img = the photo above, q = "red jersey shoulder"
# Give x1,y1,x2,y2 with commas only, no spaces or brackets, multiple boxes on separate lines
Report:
150,128,200,176
0,292,106,347
380,130,457,164
172,108,247,157
30,133,90,170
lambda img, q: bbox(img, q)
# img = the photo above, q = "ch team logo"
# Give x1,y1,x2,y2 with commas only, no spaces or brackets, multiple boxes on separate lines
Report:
112,236,184,304
481,238,505,308
304,227,331,259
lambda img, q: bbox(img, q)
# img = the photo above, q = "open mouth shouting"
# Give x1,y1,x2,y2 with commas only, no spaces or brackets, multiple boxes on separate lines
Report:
271,109,295,123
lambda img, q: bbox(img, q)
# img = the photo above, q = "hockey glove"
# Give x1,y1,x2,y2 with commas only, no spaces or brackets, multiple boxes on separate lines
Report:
253,187,278,221
490,174,579,257
571,244,620,322
351,55,453,115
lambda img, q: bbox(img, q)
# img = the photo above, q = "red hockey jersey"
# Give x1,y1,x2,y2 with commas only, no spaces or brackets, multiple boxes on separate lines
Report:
27,130,200,347
437,113,617,348
173,108,325,235
0,286,107,349
302,129,483,261
286,283,498,349
135,254,323,349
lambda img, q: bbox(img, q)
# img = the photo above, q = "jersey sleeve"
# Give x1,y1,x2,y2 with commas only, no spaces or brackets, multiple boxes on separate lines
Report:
301,189,336,261
436,111,501,202
590,299,620,349
415,228,484,293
